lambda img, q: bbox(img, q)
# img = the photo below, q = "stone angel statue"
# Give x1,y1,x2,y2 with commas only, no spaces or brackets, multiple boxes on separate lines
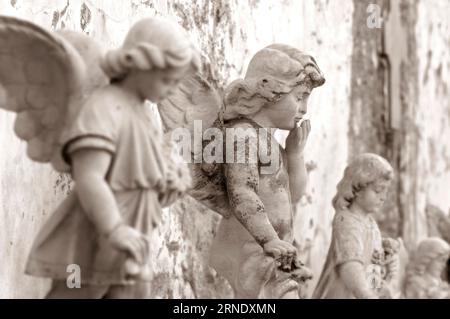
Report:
159,44,326,298
403,237,450,299
313,154,401,299
0,16,200,298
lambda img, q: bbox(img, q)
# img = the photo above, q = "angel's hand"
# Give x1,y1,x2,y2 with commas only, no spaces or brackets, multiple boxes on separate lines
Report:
107,224,150,266
382,237,401,256
264,239,297,271
285,119,311,156
290,258,314,283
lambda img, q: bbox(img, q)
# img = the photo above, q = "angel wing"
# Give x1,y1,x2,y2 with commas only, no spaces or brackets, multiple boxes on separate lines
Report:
158,73,222,134
0,16,108,172
158,73,232,218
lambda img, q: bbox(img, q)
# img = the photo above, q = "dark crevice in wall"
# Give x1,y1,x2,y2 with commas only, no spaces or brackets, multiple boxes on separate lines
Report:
349,0,400,237
349,0,420,243
396,0,420,246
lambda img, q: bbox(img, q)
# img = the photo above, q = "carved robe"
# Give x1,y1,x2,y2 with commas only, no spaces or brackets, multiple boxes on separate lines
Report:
313,209,384,298
26,89,181,286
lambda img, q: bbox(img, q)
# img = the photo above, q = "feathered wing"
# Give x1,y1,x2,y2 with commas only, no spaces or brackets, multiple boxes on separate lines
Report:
158,74,232,217
0,16,108,172
158,74,222,134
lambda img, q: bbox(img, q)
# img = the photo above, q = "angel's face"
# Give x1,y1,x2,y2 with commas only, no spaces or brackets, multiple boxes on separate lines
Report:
353,180,390,214
132,65,191,102
263,84,311,130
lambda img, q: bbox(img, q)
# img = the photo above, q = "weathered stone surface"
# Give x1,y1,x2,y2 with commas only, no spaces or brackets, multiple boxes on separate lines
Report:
411,0,450,243
0,0,449,298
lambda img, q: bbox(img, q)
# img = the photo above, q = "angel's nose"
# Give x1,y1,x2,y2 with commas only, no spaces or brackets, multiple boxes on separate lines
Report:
297,107,307,117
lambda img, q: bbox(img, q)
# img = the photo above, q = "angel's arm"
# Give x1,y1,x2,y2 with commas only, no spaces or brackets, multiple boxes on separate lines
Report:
224,134,279,247
333,215,377,298
225,162,278,245
226,160,297,264
287,153,308,204
70,149,122,234
285,120,310,204
71,148,149,265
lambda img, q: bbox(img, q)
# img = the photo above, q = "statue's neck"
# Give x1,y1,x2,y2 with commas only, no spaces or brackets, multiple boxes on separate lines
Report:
348,203,372,219
251,111,276,129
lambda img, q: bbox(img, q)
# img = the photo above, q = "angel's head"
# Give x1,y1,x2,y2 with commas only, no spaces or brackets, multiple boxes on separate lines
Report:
101,17,200,102
406,237,450,279
332,153,394,214
223,44,325,130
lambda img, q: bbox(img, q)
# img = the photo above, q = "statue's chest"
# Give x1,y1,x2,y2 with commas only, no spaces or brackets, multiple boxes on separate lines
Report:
258,145,290,192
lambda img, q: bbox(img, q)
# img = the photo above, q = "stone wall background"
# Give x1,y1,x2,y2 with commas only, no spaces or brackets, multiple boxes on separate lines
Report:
0,0,448,298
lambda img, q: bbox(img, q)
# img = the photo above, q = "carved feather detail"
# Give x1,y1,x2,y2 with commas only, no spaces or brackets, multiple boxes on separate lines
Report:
0,16,108,172
158,73,231,217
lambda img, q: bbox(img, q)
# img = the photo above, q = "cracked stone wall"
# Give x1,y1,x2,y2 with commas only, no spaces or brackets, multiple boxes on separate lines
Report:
0,0,448,299
399,0,450,247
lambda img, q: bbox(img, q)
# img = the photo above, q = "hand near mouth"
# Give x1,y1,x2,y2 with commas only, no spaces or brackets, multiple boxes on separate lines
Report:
286,119,311,156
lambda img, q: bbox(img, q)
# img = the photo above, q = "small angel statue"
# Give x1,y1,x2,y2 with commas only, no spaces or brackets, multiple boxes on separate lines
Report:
161,44,325,298
0,16,199,298
403,237,450,299
313,153,400,299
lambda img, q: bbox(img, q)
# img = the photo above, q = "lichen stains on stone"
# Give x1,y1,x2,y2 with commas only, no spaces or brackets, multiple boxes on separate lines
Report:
141,0,154,9
167,240,180,252
423,50,433,84
51,0,69,30
170,0,240,88
171,1,209,31
80,3,92,32
51,11,60,30
150,271,172,297
54,173,72,196
306,160,318,173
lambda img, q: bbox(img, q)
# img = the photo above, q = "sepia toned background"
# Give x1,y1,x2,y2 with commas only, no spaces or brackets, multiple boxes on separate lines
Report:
0,0,449,298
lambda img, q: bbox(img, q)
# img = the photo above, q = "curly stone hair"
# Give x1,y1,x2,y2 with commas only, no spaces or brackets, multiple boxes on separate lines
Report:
332,153,394,210
101,17,200,81
222,43,325,120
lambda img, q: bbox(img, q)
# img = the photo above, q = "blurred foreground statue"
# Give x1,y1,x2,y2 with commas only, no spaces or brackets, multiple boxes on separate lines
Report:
0,15,199,298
